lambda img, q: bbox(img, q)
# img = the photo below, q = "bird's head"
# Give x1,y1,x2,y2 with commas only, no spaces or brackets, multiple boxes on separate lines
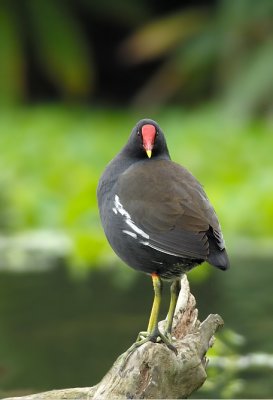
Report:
124,119,170,160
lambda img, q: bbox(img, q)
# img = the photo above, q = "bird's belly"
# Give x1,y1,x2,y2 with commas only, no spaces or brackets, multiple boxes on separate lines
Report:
106,227,203,279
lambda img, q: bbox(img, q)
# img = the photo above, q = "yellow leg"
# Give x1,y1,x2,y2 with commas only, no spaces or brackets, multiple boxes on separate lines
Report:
147,273,162,333
119,274,177,373
165,279,181,335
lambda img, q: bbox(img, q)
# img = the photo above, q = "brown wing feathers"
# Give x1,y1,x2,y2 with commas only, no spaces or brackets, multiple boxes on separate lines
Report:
98,119,229,275
118,159,228,267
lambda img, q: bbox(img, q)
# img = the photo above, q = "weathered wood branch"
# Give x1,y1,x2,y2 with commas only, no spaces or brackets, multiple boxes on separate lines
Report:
5,275,223,400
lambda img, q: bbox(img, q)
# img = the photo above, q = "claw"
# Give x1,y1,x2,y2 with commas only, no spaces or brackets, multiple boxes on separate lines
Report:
136,331,149,341
164,330,177,343
158,331,178,354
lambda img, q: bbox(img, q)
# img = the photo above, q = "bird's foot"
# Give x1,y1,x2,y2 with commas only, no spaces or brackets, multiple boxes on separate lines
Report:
163,329,177,343
134,328,177,353
118,328,177,375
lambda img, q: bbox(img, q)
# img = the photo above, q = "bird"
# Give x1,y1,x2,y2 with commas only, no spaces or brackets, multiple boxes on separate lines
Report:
97,118,229,354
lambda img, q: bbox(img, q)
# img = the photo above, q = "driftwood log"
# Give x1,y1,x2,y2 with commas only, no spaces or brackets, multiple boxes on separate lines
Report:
5,275,223,400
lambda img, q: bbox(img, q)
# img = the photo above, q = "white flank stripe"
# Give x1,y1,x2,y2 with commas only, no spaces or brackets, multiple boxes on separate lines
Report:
112,207,117,214
125,220,149,239
147,242,182,257
114,195,131,219
122,230,137,239
114,195,150,240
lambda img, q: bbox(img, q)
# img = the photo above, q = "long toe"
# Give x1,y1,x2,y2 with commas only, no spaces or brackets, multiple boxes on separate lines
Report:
158,331,178,354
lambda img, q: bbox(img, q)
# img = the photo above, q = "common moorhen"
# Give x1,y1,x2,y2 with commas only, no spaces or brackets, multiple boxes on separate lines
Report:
97,118,229,353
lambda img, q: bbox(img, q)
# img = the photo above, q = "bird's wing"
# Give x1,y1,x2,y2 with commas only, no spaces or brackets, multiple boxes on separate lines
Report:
116,159,225,260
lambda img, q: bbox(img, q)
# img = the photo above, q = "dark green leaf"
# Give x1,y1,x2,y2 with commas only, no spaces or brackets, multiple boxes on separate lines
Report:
26,0,94,98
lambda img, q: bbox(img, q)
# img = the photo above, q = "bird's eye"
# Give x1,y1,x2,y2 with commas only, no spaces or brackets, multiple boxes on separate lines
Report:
137,130,140,136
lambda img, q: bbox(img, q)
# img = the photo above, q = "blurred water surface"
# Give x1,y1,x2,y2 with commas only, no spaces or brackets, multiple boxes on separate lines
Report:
0,256,272,399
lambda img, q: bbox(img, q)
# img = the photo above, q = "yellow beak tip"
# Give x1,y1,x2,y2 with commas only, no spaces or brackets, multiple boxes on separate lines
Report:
146,150,152,158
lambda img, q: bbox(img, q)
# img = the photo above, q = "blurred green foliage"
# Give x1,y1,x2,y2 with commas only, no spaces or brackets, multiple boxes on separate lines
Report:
122,0,273,116
0,105,272,267
0,0,149,104
197,329,273,398
0,0,272,116
0,0,94,103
